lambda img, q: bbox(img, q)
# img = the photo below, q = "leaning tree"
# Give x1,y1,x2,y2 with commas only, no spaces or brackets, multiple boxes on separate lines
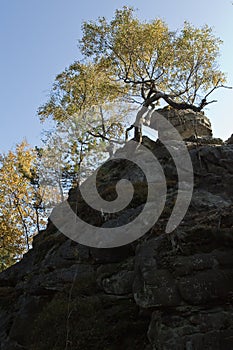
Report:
39,6,230,144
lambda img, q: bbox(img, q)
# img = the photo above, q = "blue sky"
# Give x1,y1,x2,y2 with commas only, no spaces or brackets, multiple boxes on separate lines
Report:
0,0,232,152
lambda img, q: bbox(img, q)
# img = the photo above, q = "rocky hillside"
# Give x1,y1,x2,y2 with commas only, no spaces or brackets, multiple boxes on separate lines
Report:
0,133,233,350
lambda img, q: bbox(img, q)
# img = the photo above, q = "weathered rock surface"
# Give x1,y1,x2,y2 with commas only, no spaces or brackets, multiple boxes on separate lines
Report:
0,133,233,350
150,107,213,140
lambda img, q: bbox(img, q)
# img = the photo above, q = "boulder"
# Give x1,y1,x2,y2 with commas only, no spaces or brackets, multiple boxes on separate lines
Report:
150,107,212,140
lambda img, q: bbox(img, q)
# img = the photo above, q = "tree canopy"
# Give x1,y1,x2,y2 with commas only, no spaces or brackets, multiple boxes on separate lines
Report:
0,142,46,271
38,6,229,146
79,7,227,111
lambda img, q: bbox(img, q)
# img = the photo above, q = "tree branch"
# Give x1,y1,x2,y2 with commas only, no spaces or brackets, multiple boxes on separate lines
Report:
143,83,232,112
87,131,124,144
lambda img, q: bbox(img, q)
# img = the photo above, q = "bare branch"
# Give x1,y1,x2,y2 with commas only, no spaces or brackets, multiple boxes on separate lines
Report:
204,82,232,100
87,130,124,144
143,83,232,112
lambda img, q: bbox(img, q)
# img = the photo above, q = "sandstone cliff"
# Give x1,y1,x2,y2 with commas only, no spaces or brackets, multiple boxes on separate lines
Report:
0,133,233,350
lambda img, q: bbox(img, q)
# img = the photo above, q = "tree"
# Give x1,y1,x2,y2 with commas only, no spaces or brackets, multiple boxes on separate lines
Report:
80,7,228,112
0,141,47,271
38,58,134,137
38,60,134,188
39,101,133,199
39,7,229,163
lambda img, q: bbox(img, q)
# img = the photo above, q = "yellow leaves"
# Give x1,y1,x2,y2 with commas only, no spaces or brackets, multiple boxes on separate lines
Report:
40,6,227,125
39,58,129,123
212,72,227,86
0,141,43,271
109,15,172,80
78,7,226,107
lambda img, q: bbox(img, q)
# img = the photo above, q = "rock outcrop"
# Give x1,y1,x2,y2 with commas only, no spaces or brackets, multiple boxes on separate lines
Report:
0,134,233,350
150,107,213,140
226,134,233,144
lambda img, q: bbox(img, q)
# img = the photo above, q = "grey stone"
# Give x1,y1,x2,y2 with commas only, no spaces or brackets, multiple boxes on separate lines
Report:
178,269,233,305
148,308,233,350
150,107,212,140
101,270,134,295
1,135,233,350
133,269,181,308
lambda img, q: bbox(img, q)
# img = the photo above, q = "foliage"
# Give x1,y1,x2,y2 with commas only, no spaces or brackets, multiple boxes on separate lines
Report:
39,100,133,195
0,141,47,271
39,62,128,121
79,6,227,111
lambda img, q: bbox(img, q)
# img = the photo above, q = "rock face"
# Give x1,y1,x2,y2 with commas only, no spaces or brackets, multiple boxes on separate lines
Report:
226,134,233,144
0,134,233,350
150,107,213,140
